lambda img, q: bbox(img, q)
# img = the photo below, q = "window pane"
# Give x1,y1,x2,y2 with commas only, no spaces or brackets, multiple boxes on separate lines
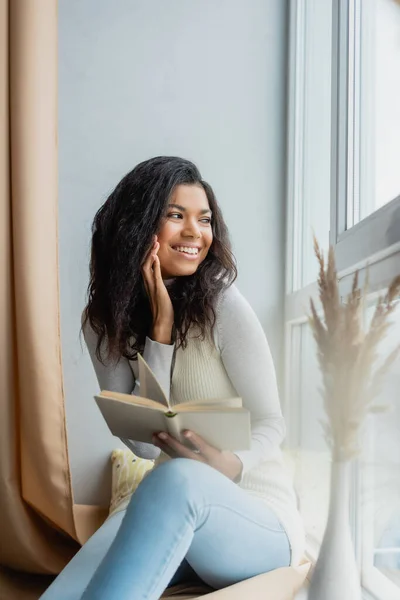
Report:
354,0,400,225
291,323,331,547
373,0,400,211
292,0,332,290
364,302,400,588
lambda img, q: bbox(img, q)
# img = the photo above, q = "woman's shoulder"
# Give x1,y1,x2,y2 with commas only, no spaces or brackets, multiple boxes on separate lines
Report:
215,283,263,339
216,282,255,317
213,284,273,356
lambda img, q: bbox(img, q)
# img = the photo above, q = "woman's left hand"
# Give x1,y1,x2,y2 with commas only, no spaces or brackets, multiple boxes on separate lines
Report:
152,430,243,482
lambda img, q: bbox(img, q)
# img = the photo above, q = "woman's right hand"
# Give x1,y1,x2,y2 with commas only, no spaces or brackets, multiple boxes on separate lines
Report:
141,236,174,344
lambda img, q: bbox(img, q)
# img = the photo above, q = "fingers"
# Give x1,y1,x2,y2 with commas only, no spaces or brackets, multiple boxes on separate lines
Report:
143,242,159,273
142,268,155,305
142,239,159,298
141,237,156,267
152,441,177,459
182,431,218,461
153,432,205,462
141,236,174,332
153,255,163,287
151,434,179,459
142,237,159,270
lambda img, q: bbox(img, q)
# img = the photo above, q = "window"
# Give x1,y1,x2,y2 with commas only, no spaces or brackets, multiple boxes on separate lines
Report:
330,0,400,272
286,0,332,291
357,0,400,224
286,323,331,553
360,301,400,596
284,1,400,598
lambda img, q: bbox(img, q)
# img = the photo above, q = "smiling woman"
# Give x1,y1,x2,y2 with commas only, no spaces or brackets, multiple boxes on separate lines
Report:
82,156,237,363
42,156,305,600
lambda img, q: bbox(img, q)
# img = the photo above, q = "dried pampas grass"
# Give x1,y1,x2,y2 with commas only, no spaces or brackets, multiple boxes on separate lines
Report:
309,238,400,460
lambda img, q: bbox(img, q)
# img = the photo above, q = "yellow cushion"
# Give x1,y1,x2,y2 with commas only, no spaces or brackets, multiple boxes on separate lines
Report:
109,448,155,517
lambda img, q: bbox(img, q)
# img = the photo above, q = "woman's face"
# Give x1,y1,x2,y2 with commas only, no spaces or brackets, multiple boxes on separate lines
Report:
156,184,213,279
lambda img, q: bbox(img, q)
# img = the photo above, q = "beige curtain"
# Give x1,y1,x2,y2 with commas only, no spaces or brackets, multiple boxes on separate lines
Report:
0,1,106,597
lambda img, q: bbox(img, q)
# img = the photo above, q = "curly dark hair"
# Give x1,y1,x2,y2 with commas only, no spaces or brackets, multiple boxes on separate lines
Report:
82,156,237,363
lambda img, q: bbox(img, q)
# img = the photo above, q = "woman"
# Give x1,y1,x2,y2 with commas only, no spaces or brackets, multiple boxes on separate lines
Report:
42,156,304,600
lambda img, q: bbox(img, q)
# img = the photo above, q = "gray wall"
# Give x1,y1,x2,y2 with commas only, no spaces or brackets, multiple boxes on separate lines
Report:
59,0,288,505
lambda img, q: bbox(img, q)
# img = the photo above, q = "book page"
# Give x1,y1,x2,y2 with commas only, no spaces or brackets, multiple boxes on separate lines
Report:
175,396,243,412
95,395,167,442
176,409,251,451
98,390,167,411
137,352,169,408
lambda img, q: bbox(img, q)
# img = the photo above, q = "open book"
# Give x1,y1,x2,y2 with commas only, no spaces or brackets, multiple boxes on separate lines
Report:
95,353,251,451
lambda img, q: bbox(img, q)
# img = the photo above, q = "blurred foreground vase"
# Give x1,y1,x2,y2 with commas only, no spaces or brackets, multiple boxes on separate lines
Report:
308,460,362,600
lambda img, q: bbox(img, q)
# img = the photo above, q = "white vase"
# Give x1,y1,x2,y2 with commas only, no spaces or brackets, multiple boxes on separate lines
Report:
308,460,362,600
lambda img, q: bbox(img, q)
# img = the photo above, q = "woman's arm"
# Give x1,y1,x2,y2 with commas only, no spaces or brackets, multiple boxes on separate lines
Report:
82,316,175,459
216,285,286,478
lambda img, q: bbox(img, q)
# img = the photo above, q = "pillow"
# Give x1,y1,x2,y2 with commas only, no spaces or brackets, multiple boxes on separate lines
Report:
109,448,155,517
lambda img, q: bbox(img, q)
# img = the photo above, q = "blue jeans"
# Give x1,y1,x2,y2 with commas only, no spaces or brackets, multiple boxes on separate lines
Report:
41,459,291,600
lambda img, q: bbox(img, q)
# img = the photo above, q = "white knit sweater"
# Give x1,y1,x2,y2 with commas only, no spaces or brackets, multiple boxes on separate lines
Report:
83,284,305,565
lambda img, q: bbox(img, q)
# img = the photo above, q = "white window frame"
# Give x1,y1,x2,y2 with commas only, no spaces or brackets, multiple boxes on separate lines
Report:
284,1,400,599
330,0,400,276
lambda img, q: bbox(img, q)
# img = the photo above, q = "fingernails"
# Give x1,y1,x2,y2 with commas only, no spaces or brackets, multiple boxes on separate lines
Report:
158,432,168,440
183,431,192,439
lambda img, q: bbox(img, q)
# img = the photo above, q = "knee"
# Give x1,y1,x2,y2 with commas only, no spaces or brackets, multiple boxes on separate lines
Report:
142,458,208,499
154,457,204,484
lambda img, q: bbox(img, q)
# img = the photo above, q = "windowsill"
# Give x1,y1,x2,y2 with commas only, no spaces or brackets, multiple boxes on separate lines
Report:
294,582,309,599
302,538,400,600
378,568,400,588
362,566,400,600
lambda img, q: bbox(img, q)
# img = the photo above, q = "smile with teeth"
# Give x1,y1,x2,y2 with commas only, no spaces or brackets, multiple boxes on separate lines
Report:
172,246,200,257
